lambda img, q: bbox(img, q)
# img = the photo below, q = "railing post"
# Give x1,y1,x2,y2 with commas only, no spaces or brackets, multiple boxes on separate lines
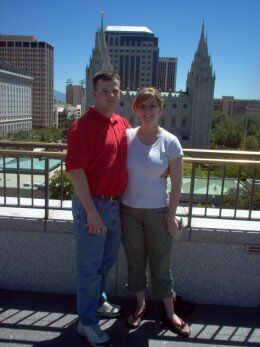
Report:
44,157,50,226
188,164,196,239
248,167,256,220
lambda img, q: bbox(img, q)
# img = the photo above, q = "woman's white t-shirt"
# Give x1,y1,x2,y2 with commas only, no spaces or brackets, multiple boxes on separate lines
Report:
121,127,183,208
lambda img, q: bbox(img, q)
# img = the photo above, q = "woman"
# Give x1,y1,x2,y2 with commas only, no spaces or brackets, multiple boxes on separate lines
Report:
120,87,190,337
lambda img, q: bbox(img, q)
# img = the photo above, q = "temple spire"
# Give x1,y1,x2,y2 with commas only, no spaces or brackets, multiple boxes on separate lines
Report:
185,22,215,148
186,22,215,90
198,21,208,56
202,20,205,36
85,15,113,108
101,12,104,31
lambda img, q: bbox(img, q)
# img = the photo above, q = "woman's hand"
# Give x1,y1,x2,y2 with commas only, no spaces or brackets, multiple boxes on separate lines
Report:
167,216,178,236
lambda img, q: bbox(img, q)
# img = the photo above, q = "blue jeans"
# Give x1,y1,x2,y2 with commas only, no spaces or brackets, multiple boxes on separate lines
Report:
72,194,122,326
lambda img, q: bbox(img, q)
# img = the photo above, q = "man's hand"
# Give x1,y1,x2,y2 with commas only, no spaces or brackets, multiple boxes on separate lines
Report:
87,209,107,236
167,216,178,236
69,169,107,236
161,167,170,178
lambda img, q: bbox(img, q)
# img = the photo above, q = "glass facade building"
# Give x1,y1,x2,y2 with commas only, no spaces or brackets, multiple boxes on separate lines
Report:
157,57,177,92
105,26,159,90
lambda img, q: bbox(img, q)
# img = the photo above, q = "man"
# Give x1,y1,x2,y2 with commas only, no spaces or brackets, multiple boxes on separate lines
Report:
66,71,130,346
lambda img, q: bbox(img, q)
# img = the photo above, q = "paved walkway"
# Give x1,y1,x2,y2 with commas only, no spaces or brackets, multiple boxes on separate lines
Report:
0,290,259,346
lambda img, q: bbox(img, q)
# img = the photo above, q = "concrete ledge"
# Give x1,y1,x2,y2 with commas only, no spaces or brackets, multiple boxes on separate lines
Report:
0,212,259,308
189,227,260,244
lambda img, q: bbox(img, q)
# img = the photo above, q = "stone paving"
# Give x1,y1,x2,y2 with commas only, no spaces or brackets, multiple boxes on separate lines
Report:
0,290,259,347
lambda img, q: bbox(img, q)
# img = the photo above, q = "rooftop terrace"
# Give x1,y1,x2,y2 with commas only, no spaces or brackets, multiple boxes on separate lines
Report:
0,142,259,346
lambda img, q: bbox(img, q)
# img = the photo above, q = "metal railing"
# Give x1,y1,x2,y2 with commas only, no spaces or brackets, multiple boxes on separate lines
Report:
0,141,260,226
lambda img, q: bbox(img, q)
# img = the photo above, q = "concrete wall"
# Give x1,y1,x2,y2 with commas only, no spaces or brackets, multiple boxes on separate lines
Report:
0,215,259,308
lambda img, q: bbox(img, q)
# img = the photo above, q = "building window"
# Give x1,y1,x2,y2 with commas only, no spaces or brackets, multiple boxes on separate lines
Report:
173,103,177,109
183,103,187,109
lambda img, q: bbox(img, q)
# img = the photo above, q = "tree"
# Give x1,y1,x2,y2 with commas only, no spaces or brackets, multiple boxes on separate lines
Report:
49,170,73,200
66,114,77,129
242,135,259,151
223,186,260,210
212,125,229,148
247,123,258,137
40,131,46,142
211,112,259,150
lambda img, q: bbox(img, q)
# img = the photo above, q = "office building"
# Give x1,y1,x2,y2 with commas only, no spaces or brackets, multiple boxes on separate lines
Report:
0,35,54,128
53,104,67,129
66,79,73,105
105,26,159,90
66,80,84,106
214,96,260,116
157,57,177,91
0,62,33,138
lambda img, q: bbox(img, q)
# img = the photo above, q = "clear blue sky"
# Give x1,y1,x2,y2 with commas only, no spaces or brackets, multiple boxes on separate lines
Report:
1,0,259,99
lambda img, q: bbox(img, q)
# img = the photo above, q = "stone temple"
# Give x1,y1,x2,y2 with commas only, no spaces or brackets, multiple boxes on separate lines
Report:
86,20,215,148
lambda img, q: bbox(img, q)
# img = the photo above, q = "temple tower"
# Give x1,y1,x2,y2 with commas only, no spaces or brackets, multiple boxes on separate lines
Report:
186,23,215,148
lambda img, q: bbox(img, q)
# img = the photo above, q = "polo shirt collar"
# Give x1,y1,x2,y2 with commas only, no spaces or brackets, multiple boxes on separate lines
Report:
89,106,118,124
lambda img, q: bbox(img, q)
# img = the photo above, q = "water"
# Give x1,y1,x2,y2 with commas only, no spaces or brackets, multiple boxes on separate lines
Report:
0,157,61,174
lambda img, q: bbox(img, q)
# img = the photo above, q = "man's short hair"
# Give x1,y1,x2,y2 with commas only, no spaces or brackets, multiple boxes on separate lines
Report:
93,70,120,90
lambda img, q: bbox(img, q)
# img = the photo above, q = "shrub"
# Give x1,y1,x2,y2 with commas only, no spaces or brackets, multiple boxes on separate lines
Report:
50,170,73,200
223,186,260,210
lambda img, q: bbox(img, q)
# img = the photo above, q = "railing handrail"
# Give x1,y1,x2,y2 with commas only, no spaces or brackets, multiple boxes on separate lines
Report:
0,141,259,160
184,149,260,160
185,157,260,167
0,140,67,150
0,149,65,159
1,148,260,167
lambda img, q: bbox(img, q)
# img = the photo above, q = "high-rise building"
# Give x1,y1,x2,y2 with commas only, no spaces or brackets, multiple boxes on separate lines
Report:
105,26,159,90
0,62,33,138
66,79,73,105
157,57,177,92
0,35,54,128
66,79,84,106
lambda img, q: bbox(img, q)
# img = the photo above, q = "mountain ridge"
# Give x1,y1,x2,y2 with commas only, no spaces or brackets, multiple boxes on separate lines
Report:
54,90,66,102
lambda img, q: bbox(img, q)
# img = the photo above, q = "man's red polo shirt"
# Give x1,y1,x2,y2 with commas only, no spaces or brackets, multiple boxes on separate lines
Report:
66,106,130,196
